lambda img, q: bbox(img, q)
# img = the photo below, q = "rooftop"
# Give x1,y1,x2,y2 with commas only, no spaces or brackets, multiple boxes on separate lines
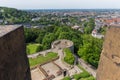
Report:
0,25,21,37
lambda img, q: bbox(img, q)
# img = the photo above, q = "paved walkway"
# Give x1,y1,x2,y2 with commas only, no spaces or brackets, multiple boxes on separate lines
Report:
78,58,96,78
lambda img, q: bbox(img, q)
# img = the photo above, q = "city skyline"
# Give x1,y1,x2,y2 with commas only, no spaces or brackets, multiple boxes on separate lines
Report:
0,0,120,9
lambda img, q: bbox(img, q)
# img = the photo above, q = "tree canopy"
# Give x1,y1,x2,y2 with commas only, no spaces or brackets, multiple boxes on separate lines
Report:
78,35,103,67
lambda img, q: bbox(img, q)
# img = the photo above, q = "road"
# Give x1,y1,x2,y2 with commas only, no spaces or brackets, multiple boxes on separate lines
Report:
78,58,96,78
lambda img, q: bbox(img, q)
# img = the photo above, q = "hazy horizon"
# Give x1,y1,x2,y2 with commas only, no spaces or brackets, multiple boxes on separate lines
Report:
0,0,120,9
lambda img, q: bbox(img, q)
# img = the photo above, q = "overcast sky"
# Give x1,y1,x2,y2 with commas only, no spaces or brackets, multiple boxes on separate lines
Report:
0,0,120,9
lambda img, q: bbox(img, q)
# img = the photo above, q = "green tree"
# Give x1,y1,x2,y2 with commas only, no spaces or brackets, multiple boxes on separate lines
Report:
35,31,46,43
64,48,75,65
84,18,95,34
36,45,43,52
78,35,103,67
42,33,56,50
24,28,38,43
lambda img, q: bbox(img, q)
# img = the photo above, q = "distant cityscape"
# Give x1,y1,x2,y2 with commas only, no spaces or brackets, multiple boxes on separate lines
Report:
0,7,120,80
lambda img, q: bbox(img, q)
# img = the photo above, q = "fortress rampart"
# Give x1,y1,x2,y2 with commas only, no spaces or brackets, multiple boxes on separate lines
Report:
51,39,74,53
97,26,120,80
0,25,31,80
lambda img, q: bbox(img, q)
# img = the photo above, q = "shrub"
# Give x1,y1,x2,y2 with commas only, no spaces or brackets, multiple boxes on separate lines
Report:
36,45,43,52
62,76,71,80
73,72,90,80
80,76,95,80
64,48,75,65
26,43,41,54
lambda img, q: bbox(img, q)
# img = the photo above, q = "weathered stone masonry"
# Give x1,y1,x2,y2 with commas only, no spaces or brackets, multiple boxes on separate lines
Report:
97,27,120,80
0,25,31,80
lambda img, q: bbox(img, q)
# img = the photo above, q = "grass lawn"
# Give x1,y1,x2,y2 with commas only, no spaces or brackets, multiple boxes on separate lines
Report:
29,52,58,67
26,43,41,55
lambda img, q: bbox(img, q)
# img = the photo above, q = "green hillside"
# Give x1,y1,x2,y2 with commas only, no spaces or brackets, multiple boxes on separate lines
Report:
0,7,31,24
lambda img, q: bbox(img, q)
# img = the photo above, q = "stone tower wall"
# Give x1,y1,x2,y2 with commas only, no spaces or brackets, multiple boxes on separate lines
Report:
0,26,31,80
97,27,120,80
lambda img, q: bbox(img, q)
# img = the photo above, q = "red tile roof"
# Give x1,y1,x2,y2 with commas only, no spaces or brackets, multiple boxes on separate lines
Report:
105,18,120,24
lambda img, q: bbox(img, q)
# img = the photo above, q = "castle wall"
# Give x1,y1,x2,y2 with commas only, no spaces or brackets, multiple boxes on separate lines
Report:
51,39,74,53
0,26,31,80
97,27,120,80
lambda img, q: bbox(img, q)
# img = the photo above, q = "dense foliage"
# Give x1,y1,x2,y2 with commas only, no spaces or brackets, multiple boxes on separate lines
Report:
84,18,95,34
24,26,83,52
63,48,75,65
26,43,42,54
78,35,103,67
73,72,90,80
0,7,31,24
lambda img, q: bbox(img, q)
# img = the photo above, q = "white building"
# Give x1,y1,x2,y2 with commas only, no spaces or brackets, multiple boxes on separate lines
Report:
71,25,80,30
92,29,104,39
